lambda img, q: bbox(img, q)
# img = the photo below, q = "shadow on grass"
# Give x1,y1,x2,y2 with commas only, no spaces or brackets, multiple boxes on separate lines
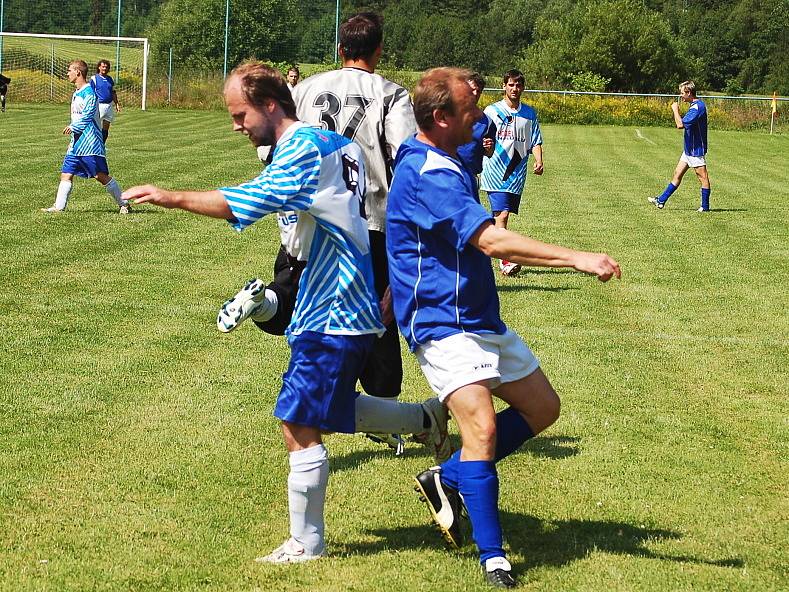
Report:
497,284,580,293
330,435,581,474
337,513,742,572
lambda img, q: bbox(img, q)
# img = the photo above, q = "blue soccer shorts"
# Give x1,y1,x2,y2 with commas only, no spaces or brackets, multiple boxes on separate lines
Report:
61,154,109,178
487,191,521,215
274,331,375,433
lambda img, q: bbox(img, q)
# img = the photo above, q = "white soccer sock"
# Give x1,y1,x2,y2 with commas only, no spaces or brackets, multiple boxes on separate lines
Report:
249,289,279,322
103,177,125,207
354,395,424,434
54,180,72,210
287,444,329,556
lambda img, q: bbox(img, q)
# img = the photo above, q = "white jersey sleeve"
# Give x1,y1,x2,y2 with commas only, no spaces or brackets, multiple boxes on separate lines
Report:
292,68,416,232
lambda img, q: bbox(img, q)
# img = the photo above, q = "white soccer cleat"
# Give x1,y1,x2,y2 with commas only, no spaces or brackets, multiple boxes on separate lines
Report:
648,196,665,209
697,207,710,213
41,206,64,213
254,537,325,564
119,204,131,214
414,397,453,464
217,278,268,333
366,432,406,456
499,260,522,277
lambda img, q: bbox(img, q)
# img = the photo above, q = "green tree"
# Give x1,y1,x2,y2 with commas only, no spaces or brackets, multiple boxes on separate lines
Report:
148,0,300,72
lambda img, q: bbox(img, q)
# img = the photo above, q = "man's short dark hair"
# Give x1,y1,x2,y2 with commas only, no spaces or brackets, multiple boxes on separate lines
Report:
468,72,486,90
339,12,383,61
70,60,89,79
503,69,525,86
229,61,297,119
288,65,300,76
413,67,471,131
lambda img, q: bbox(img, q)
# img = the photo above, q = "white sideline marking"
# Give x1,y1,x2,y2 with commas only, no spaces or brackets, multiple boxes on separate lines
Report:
635,129,656,145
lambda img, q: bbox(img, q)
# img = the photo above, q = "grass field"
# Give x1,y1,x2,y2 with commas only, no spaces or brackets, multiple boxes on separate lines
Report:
1,104,787,591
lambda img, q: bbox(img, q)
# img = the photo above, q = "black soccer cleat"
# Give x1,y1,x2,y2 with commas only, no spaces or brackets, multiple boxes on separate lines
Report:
484,568,517,589
413,466,464,548
484,557,517,588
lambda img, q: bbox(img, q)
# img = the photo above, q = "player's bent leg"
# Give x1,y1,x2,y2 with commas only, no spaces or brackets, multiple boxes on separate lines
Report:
494,368,560,436
671,159,690,187
445,383,497,461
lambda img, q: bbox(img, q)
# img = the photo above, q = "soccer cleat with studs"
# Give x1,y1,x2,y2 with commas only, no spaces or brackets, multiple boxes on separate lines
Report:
414,466,465,548
647,196,665,209
484,557,517,589
366,432,405,456
254,537,325,564
412,397,453,464
41,206,65,213
217,278,267,333
499,260,522,276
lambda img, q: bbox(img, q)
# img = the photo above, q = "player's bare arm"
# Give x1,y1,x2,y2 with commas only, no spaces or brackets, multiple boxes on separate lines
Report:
532,144,544,175
671,102,684,128
470,222,621,282
123,185,233,219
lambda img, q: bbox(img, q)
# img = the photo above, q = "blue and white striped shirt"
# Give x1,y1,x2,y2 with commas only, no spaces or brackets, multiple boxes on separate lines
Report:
68,84,105,157
481,100,542,196
220,123,384,341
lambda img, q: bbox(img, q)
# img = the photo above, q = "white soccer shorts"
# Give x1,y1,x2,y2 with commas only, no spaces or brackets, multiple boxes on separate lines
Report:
680,152,706,168
98,103,116,123
415,328,540,401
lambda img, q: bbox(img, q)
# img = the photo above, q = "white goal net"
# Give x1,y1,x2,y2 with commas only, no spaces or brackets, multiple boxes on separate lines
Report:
0,32,149,109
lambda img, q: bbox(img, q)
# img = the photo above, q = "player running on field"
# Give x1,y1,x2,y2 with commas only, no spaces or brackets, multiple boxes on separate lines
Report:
217,12,428,455
648,80,711,212
123,62,446,564
480,69,543,276
387,67,621,588
41,60,129,214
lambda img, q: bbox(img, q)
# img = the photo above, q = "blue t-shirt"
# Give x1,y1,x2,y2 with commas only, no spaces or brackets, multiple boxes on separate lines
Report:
386,136,506,351
682,99,708,157
90,73,115,104
457,113,496,176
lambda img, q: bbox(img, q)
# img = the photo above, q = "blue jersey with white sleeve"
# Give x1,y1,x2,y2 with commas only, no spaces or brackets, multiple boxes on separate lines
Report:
480,100,542,196
457,113,496,176
386,136,506,351
90,73,115,103
220,123,384,341
68,84,105,157
682,99,708,157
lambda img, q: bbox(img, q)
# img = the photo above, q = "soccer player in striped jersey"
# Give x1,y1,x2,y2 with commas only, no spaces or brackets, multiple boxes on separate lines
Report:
41,60,129,214
480,69,543,276
387,68,621,588
457,72,496,192
122,62,446,564
648,80,711,212
218,12,424,455
90,59,121,144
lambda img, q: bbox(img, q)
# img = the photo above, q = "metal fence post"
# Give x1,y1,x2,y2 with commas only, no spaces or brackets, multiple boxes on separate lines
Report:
168,47,173,104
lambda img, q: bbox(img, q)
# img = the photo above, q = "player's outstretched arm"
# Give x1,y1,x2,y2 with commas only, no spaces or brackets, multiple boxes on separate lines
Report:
471,222,621,282
122,185,234,220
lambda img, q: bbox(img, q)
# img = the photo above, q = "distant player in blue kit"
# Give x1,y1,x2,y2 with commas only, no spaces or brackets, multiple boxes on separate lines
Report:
122,62,448,565
457,72,496,188
41,60,129,214
387,68,621,588
90,59,121,143
649,80,711,212
481,69,543,276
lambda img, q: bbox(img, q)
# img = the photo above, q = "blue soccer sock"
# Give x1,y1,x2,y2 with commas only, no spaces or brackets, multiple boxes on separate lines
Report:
458,460,503,563
659,182,678,204
440,407,534,489
701,187,710,210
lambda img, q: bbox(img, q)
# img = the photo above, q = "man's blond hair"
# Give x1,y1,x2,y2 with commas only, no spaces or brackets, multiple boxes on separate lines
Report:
413,67,472,131
679,80,696,96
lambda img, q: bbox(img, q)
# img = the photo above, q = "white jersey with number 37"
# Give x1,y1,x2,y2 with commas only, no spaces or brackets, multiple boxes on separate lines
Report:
292,67,416,233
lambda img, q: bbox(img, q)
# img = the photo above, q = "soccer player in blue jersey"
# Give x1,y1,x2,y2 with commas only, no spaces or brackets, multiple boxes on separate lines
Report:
90,59,121,143
457,72,496,186
481,69,543,276
41,60,129,214
387,67,621,588
122,61,446,564
649,80,711,212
